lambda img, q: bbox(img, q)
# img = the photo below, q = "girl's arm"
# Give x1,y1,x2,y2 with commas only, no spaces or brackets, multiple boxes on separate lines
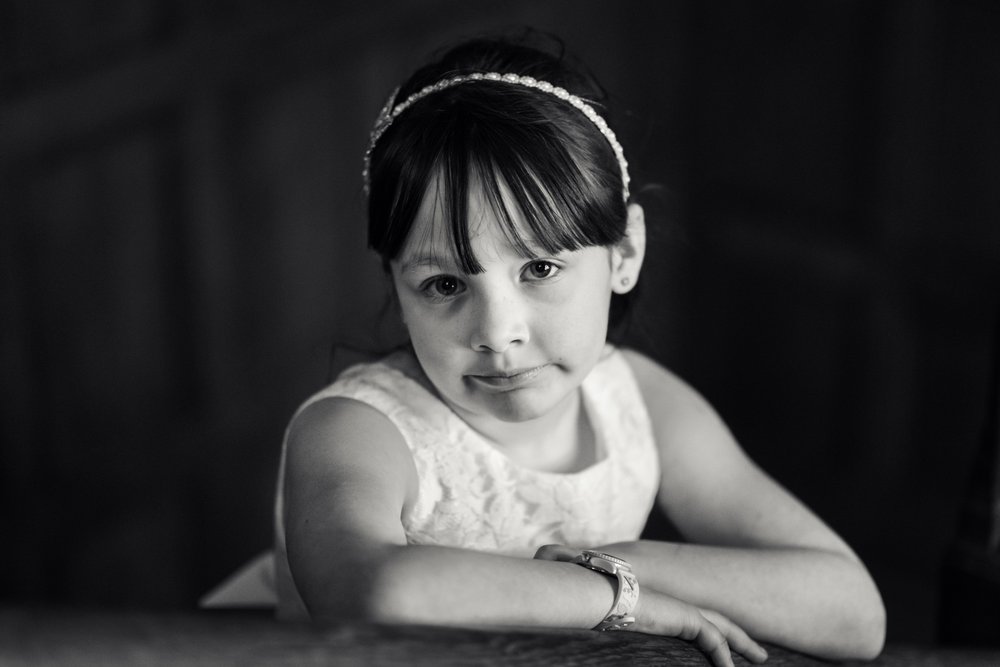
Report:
282,396,766,667
606,350,886,660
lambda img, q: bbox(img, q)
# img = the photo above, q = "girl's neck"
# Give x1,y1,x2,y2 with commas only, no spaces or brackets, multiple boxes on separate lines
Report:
466,389,597,473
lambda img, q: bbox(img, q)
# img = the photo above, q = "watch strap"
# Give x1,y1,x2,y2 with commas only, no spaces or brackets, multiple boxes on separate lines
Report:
572,550,639,631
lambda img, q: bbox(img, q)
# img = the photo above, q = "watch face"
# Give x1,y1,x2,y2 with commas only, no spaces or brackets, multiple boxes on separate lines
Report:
581,550,632,572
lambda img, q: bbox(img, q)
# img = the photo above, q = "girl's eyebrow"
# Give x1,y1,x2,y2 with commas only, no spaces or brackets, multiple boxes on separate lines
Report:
400,254,454,274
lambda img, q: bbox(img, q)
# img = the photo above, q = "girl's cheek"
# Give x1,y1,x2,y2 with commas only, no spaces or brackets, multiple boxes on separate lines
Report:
410,304,463,341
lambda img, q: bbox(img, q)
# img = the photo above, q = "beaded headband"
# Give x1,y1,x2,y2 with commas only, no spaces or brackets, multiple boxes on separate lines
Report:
362,71,630,202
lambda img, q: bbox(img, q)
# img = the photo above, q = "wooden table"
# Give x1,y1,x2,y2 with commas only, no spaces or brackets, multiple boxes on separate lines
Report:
2,607,998,666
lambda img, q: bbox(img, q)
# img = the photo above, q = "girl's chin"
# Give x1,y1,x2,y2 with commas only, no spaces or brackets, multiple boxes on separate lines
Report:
482,402,550,423
465,386,570,423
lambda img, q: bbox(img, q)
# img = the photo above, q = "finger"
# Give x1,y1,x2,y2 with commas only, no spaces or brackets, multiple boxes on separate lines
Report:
700,610,768,664
532,544,577,561
695,624,734,667
676,609,734,667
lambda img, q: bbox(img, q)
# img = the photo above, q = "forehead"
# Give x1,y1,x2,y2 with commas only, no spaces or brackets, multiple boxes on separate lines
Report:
396,173,543,269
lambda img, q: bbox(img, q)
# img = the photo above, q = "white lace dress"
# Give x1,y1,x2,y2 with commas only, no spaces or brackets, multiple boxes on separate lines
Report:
273,345,661,620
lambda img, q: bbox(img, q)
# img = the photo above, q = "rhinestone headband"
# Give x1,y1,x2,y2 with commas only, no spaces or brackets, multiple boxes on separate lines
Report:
362,72,630,201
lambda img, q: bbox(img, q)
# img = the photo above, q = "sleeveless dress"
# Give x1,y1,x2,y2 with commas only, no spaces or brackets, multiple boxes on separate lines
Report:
273,345,661,620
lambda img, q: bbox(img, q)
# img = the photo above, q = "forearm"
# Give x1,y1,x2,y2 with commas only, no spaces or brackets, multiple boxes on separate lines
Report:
297,540,770,666
598,540,885,660
300,543,615,629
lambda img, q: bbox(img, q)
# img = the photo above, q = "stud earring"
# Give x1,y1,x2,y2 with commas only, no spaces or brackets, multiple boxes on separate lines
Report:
621,277,630,287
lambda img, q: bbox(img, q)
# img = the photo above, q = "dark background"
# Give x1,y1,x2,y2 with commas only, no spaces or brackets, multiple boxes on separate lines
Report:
2,0,998,645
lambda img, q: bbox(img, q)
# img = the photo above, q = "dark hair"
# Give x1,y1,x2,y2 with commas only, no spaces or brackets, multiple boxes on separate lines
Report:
366,32,635,332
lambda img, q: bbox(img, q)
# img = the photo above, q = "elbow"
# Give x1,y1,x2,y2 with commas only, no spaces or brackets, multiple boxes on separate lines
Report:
840,607,886,662
308,583,397,625
299,547,420,625
358,551,431,625
824,579,887,662
854,594,887,661
797,557,886,662
309,589,408,626
831,553,887,661
808,601,885,662
851,567,887,661
363,580,416,625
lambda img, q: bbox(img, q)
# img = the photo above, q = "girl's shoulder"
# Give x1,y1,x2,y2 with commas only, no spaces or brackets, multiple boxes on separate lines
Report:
617,347,729,446
293,348,430,419
284,347,429,481
617,349,749,515
618,348,701,408
285,376,420,512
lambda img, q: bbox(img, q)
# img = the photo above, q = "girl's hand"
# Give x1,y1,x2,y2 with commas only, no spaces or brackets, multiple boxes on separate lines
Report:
532,543,583,562
533,544,768,667
635,588,768,667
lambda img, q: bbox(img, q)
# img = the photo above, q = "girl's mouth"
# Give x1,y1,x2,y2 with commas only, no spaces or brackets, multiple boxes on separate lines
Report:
467,365,548,391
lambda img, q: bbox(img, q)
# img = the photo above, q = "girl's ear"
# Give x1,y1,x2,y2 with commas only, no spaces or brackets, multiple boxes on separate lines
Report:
610,203,646,294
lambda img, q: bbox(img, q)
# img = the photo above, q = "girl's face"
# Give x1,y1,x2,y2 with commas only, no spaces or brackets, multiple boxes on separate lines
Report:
390,181,622,431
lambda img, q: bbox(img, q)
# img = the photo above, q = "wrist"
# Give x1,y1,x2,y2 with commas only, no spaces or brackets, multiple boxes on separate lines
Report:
571,550,640,631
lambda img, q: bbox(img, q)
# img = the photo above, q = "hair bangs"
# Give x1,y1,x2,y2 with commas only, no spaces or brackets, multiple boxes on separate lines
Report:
369,71,628,280
424,107,624,275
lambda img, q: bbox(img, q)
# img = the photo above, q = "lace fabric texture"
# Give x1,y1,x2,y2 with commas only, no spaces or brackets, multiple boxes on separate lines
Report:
274,346,660,619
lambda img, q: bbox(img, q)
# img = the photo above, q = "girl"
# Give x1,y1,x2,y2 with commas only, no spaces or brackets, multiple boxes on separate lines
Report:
275,33,885,666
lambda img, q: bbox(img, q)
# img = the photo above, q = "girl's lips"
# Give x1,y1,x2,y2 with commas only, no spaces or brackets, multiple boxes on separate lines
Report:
467,364,548,391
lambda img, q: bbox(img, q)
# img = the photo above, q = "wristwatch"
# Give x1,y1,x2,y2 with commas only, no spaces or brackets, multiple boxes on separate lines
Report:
571,550,639,631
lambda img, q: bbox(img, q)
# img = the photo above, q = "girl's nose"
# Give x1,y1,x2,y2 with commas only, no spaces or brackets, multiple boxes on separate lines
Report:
469,291,529,353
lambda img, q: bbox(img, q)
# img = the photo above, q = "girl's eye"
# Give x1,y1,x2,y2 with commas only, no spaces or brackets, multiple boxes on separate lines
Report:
425,276,464,298
524,261,558,280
